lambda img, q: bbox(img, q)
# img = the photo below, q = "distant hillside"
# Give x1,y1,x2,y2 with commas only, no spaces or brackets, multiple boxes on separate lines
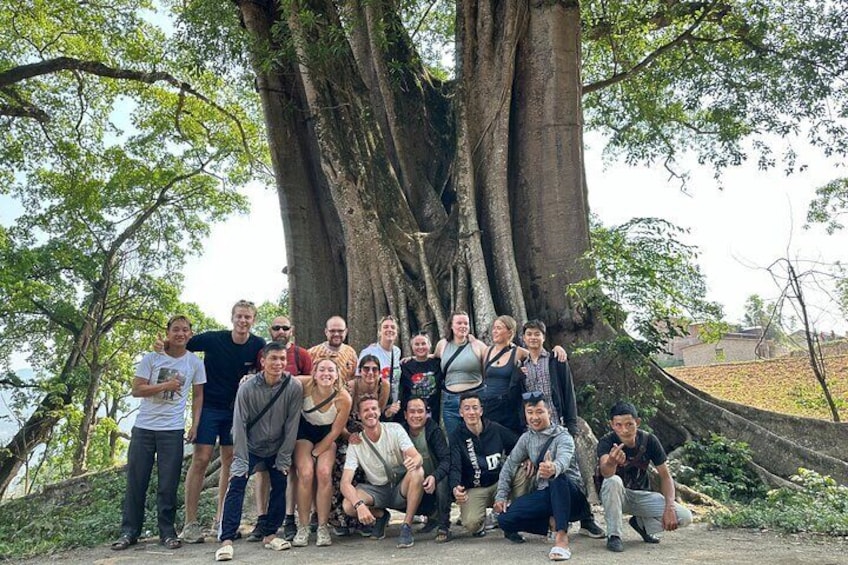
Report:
669,354,848,421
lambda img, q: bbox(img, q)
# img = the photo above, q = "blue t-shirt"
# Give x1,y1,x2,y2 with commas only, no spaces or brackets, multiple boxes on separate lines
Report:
187,330,265,410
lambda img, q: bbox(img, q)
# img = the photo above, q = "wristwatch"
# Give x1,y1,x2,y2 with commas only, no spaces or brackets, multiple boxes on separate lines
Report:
354,499,366,509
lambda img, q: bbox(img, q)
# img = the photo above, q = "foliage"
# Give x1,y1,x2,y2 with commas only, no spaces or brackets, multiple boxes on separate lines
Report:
670,355,848,421
572,216,725,356
742,294,786,342
252,290,291,339
710,468,848,535
807,177,848,234
680,433,768,503
582,0,848,183
0,0,265,492
0,459,218,559
398,0,455,79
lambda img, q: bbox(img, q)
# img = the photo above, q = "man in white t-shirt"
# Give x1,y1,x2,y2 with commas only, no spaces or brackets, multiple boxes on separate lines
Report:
341,394,424,548
111,315,206,551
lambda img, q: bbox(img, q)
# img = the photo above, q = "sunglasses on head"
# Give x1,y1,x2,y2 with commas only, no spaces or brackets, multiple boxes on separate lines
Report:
271,325,291,331
521,391,545,402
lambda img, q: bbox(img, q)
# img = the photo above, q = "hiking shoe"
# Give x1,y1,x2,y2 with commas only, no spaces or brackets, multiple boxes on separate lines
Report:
397,523,414,548
316,524,332,547
332,525,351,537
179,522,204,544
579,518,605,539
282,519,297,541
292,525,310,547
504,530,525,544
246,523,262,542
372,511,390,540
606,535,624,552
629,516,660,544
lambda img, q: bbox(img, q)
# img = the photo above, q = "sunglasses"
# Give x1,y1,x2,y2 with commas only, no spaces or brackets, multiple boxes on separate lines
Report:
521,391,545,402
271,325,291,331
361,366,381,373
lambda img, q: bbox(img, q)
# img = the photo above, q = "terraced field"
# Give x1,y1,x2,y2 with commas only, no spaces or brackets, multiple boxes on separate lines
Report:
669,354,848,421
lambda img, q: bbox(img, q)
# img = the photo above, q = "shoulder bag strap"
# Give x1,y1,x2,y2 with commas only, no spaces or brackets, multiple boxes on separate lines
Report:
441,342,469,375
303,388,338,414
246,375,291,433
534,436,557,467
485,345,512,370
362,426,397,483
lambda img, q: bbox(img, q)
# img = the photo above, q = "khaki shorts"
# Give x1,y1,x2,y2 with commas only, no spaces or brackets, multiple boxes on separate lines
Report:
358,482,408,511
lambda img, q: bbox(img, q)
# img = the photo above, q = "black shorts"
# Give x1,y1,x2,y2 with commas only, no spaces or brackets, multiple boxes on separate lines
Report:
297,416,332,444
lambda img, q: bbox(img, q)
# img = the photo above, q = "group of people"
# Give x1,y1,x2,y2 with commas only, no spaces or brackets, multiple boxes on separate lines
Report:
112,301,692,562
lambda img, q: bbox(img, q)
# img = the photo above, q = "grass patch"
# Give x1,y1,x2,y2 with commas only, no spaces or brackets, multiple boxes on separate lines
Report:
709,469,848,536
0,462,217,560
669,354,848,420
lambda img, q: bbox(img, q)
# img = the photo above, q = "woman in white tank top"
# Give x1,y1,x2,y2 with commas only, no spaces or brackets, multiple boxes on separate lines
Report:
292,359,352,546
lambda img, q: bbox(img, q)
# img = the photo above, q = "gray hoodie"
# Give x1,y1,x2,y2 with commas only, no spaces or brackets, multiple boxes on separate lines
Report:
495,424,574,502
230,372,303,477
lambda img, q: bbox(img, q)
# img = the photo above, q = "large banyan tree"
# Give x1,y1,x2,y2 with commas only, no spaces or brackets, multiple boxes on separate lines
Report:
219,0,848,483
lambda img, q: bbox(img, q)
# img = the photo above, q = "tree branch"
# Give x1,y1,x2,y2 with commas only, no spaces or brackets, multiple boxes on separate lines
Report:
0,56,255,163
583,4,714,95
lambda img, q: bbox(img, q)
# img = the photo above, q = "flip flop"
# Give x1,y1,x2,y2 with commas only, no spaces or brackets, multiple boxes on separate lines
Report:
264,537,292,551
549,546,572,561
215,544,234,561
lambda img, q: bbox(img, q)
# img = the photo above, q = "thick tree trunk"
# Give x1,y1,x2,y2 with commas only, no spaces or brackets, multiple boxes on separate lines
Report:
236,0,848,488
511,1,594,339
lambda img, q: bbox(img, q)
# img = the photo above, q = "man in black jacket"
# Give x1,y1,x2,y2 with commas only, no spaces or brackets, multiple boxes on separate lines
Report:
449,392,529,536
520,319,605,539
402,397,453,542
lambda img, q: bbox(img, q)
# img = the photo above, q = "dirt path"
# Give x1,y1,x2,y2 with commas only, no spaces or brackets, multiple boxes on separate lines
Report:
13,522,846,565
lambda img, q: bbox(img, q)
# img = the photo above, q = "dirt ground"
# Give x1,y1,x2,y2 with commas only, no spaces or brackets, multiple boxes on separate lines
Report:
12,520,847,565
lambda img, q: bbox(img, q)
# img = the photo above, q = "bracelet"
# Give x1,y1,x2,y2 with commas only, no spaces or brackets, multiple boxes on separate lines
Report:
354,499,366,509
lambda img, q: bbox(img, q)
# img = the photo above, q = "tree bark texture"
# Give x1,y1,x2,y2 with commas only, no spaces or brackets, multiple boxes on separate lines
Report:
236,0,848,484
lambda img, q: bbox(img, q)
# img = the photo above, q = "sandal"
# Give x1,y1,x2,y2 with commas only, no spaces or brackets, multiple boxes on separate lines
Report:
264,537,292,551
549,546,572,561
215,544,234,561
110,535,137,551
434,528,452,543
162,537,182,549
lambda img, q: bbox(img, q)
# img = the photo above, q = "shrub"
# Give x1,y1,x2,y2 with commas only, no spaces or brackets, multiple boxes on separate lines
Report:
710,469,848,536
680,434,768,503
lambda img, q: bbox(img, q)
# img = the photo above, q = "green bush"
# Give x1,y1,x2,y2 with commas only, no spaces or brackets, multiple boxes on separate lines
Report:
710,469,848,536
0,463,218,559
680,434,768,503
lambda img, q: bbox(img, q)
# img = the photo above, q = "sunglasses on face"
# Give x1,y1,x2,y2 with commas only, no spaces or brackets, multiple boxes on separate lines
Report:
361,366,380,373
521,391,545,402
271,325,291,331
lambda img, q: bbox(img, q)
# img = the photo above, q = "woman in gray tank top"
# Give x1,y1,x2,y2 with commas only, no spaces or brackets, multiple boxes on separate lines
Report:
433,311,487,439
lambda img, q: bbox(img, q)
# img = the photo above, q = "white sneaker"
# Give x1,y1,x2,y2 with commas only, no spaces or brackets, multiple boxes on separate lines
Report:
316,524,332,547
484,510,499,530
292,525,310,547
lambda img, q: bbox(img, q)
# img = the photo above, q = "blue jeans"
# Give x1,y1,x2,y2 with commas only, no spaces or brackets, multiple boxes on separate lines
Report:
120,427,184,540
441,392,461,441
498,474,587,535
220,453,287,541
